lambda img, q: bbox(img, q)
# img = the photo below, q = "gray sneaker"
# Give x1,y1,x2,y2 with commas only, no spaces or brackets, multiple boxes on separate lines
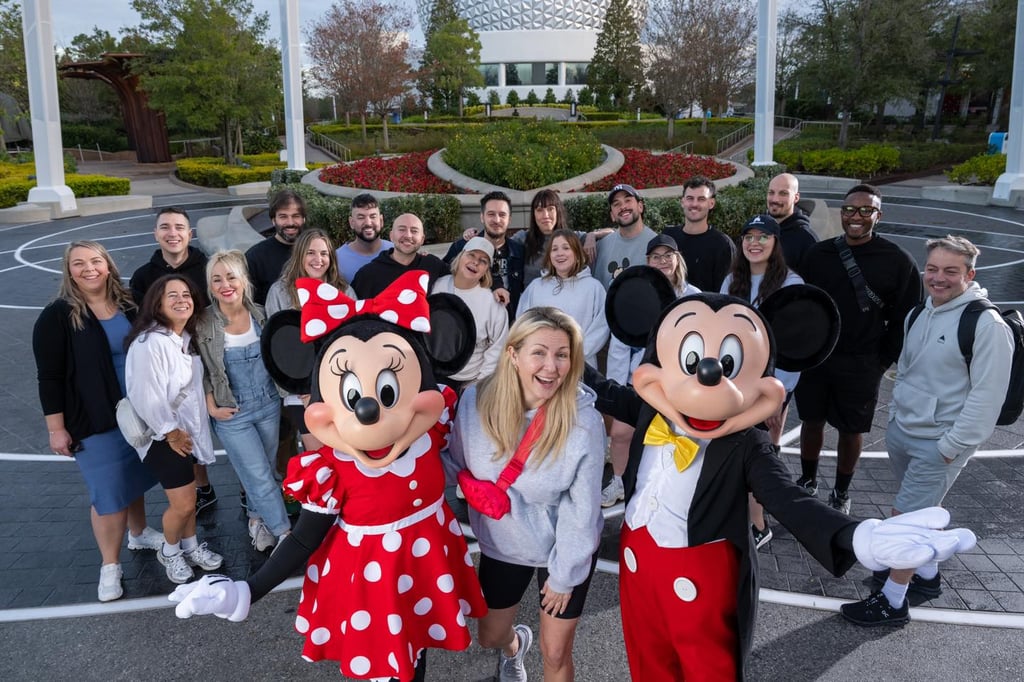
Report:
600,476,624,508
157,546,194,584
248,519,277,552
496,623,533,682
828,489,851,515
127,526,164,551
183,542,223,571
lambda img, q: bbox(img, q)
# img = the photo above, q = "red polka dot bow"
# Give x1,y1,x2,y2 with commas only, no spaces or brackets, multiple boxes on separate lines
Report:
296,270,432,342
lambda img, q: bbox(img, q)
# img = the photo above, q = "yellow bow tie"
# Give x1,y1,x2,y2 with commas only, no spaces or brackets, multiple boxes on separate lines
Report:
643,415,700,472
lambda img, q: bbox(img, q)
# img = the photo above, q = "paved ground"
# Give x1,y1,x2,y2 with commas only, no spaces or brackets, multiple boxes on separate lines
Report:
2,162,1024,679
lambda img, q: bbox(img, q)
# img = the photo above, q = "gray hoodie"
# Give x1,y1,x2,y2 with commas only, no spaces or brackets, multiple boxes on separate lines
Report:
891,282,1013,459
446,383,605,594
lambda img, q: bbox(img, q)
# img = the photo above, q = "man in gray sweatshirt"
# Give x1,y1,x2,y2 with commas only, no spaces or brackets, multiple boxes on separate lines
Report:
842,235,1014,627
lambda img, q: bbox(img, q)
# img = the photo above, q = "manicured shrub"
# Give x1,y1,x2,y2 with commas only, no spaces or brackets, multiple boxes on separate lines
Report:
947,153,1006,185
525,90,540,106
443,120,603,190
0,173,129,208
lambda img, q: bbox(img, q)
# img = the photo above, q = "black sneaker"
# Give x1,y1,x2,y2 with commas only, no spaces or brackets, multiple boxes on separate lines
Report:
751,524,773,550
795,476,818,497
828,489,851,514
195,484,217,515
840,590,909,627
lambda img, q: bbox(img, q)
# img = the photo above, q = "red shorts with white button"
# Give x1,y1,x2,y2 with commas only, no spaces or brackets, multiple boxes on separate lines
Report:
619,525,741,681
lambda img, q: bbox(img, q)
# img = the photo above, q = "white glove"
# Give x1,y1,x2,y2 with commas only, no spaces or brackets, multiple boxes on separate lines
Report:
168,574,251,622
853,507,977,571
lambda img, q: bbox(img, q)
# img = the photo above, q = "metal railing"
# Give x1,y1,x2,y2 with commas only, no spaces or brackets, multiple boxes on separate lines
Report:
306,127,351,162
716,122,754,155
168,136,221,156
666,140,695,154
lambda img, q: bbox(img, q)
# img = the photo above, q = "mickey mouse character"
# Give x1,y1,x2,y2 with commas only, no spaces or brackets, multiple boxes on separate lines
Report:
584,266,977,681
169,271,487,682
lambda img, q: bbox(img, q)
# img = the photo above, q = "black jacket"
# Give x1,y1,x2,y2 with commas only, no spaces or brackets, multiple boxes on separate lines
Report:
778,209,818,278
245,237,293,305
351,249,448,298
584,365,857,676
130,246,209,307
33,300,136,442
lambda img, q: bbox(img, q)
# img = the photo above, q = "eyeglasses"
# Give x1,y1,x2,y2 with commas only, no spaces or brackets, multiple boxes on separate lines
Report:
840,205,880,218
742,234,774,244
647,252,676,263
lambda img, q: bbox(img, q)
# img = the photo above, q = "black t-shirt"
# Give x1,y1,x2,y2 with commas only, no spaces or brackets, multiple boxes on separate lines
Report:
663,225,736,292
245,237,293,305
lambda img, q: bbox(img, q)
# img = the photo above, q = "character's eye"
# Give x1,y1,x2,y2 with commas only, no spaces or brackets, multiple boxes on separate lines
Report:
340,373,363,411
376,369,399,408
679,332,704,375
719,335,743,379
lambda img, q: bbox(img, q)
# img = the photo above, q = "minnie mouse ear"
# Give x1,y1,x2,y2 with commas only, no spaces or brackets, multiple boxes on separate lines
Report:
425,293,476,379
261,310,316,394
605,265,678,347
758,284,840,372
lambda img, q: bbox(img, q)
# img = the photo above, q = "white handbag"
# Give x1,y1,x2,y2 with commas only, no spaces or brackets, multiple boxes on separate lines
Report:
116,391,188,449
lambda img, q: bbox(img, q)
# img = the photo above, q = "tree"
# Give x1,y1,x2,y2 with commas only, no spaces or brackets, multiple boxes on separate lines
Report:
487,89,500,105
306,0,413,149
129,0,281,162
775,9,811,117
507,90,520,106
525,89,539,106
960,0,1019,128
589,0,644,110
0,0,27,147
647,0,755,137
543,88,557,104
577,86,594,106
417,0,483,116
798,0,947,147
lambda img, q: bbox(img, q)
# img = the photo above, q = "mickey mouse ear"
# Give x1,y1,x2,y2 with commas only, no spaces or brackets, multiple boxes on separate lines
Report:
261,310,316,394
758,284,840,372
605,265,678,347
425,293,477,379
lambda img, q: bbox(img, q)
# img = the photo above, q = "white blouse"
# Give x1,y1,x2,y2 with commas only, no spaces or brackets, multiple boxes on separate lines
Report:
126,327,214,464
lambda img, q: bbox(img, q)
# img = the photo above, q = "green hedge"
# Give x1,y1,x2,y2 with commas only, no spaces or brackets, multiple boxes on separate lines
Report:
769,136,985,177
564,176,768,239
269,183,464,245
947,153,1006,185
0,174,130,208
177,155,327,188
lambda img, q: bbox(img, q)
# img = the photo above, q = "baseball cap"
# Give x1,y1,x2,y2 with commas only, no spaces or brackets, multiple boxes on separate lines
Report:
741,214,781,237
462,236,494,260
646,234,679,255
608,184,641,204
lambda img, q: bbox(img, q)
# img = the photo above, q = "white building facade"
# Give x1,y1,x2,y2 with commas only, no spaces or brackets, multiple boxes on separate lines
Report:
416,0,646,99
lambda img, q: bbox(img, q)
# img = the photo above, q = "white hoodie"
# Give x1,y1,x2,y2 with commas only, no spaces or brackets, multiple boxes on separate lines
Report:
891,282,1013,459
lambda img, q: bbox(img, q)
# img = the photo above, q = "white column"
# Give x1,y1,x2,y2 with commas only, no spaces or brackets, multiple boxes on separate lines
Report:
22,0,76,213
558,62,566,86
498,63,507,88
752,0,777,166
280,0,306,171
992,0,1024,205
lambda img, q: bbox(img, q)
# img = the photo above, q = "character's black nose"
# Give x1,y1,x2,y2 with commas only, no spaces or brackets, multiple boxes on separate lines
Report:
354,397,380,425
697,357,723,386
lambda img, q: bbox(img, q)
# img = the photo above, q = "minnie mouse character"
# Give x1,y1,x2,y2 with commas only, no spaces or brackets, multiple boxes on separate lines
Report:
169,271,487,682
585,266,977,681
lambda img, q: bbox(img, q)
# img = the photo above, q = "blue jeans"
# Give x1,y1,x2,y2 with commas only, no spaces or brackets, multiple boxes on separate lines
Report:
213,337,289,536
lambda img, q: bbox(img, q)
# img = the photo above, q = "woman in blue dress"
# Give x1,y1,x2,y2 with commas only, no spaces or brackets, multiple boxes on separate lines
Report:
32,241,162,602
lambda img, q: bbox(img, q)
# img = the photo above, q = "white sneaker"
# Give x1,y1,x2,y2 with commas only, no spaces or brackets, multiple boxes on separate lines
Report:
601,476,624,508
127,526,164,551
496,623,533,682
248,519,277,552
97,563,123,602
157,545,194,584
183,542,223,571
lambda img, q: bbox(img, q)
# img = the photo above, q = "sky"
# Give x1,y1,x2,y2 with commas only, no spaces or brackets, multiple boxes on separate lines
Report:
47,0,426,50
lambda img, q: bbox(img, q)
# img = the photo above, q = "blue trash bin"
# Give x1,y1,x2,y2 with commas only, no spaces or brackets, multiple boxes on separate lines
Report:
988,132,1007,155
390,112,402,124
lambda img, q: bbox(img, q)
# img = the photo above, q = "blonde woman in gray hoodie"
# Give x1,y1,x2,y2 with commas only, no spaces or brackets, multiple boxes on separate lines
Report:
447,307,605,682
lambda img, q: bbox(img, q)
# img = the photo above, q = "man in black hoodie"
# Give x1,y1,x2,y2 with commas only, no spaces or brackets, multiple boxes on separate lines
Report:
351,213,447,297
767,173,817,277
130,207,209,307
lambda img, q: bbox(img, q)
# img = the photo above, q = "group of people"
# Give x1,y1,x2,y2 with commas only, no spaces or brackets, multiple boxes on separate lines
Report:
34,173,1012,680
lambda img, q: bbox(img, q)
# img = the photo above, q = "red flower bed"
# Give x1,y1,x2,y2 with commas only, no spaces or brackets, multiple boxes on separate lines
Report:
318,151,458,194
581,148,735,192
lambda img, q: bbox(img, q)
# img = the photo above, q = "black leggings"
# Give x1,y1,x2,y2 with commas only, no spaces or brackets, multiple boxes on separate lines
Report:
143,438,195,489
478,552,599,619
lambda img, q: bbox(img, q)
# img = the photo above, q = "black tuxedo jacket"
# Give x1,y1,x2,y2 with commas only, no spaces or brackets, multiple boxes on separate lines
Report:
585,366,857,676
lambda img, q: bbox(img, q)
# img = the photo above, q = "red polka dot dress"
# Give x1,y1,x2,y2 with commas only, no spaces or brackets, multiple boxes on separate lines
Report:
283,391,486,681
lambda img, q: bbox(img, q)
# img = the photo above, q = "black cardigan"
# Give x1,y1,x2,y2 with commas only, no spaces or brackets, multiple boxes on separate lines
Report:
33,299,134,442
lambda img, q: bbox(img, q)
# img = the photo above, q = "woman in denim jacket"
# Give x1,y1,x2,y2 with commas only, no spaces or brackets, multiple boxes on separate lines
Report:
196,250,289,552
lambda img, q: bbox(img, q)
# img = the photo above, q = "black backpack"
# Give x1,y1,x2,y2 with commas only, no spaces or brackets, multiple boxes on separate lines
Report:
907,299,1024,425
